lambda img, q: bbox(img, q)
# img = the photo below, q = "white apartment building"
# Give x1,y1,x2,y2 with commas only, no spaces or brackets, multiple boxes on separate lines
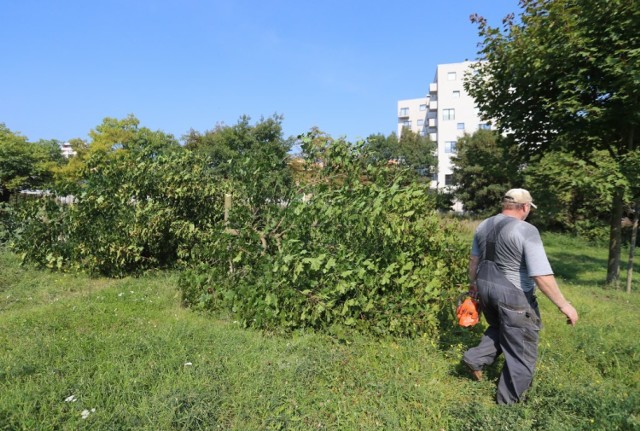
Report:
397,61,490,189
396,97,429,136
60,142,77,158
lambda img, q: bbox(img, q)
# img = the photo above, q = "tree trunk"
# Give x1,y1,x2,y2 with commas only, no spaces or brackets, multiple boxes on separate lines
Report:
0,186,9,203
606,187,624,287
626,201,639,294
619,124,638,290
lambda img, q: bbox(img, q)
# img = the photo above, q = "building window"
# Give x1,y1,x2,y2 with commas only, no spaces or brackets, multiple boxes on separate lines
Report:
399,107,409,116
445,141,457,153
403,120,411,128
452,90,461,98
445,174,454,186
417,119,424,127
447,72,457,81
443,108,455,121
419,104,427,111
457,122,465,130
479,123,492,130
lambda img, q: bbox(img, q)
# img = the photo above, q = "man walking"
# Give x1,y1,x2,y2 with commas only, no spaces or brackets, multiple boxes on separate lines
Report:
463,188,579,404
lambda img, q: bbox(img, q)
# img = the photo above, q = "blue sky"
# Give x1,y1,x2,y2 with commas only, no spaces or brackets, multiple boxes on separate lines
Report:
1,0,518,144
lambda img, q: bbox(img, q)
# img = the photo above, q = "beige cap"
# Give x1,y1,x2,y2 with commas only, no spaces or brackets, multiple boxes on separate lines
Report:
504,188,537,208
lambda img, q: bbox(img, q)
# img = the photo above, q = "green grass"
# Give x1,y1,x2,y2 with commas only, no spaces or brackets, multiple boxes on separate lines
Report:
542,232,616,288
1,239,639,430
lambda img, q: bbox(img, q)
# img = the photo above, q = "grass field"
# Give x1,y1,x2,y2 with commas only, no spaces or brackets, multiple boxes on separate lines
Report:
0,233,639,430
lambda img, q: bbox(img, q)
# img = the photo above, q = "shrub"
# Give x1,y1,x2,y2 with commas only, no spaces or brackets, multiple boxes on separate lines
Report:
179,139,468,338
10,147,224,276
0,202,18,245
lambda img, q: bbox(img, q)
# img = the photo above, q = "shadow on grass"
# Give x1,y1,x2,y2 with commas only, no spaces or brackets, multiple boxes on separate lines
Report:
547,251,608,287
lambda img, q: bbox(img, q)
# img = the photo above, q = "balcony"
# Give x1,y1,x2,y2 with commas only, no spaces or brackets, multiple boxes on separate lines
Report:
429,82,438,93
429,100,438,110
428,118,437,128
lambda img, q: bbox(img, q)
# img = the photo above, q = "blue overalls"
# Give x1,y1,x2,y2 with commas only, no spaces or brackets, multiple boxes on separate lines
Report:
463,217,542,404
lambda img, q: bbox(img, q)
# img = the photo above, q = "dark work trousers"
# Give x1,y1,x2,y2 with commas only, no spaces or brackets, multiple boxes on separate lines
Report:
463,220,542,404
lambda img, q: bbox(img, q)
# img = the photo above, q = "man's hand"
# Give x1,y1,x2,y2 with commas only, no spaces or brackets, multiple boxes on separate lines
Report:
559,302,578,326
469,281,478,299
533,274,578,326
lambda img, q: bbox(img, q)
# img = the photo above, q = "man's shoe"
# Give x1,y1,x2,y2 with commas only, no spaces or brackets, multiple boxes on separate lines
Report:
464,362,483,381
469,368,483,381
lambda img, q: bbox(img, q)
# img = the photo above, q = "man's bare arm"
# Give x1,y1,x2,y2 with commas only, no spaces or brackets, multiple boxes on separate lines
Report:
468,255,480,295
532,274,578,325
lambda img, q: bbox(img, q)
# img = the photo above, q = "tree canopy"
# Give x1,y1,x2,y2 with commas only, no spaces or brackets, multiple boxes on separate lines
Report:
467,0,640,159
183,114,291,168
0,124,61,201
184,114,294,215
451,130,517,215
523,150,618,238
53,115,180,194
364,129,437,179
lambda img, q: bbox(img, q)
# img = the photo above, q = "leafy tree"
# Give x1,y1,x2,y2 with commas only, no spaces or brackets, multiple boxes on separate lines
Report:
451,130,518,215
34,139,66,166
466,0,640,284
523,150,617,238
620,150,640,292
288,127,335,187
184,115,290,167
184,114,293,209
397,128,437,177
0,124,60,201
366,130,445,209
88,115,140,151
53,115,180,194
364,129,436,179
364,132,398,162
50,138,89,194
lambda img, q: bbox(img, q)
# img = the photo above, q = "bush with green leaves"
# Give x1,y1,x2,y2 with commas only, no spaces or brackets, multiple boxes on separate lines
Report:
179,138,468,338
8,198,73,269
10,146,224,276
0,203,17,244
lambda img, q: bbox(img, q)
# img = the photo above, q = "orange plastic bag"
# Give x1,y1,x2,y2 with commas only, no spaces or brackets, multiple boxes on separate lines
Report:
456,296,480,327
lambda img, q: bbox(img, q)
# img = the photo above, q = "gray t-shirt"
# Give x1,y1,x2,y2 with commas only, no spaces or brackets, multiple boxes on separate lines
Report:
471,214,553,292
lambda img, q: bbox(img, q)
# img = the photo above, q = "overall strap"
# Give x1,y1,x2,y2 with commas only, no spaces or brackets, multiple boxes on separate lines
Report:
484,217,517,262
